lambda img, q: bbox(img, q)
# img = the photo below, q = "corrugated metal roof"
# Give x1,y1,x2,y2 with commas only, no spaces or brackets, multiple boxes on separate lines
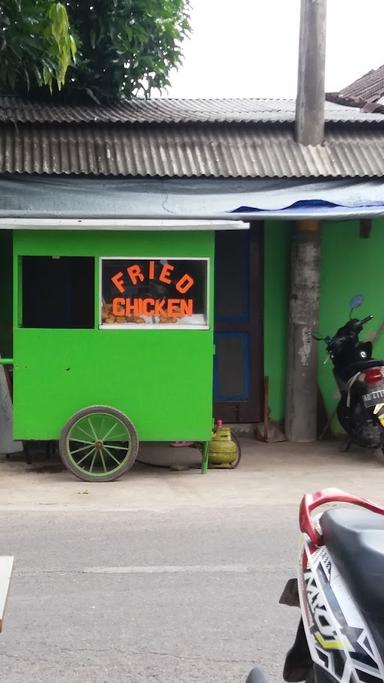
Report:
1,122,384,178
1,95,384,124
327,65,384,113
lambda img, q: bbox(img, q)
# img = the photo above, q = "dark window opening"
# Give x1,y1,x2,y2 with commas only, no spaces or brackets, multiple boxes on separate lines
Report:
22,256,94,329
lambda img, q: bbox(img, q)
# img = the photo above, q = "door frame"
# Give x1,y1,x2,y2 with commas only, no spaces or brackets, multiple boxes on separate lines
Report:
213,221,264,423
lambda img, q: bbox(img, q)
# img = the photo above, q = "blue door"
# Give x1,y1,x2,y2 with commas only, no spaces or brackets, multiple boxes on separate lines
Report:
214,226,263,423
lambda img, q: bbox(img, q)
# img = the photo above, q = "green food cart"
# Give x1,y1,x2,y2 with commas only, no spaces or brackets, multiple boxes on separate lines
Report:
1,226,221,481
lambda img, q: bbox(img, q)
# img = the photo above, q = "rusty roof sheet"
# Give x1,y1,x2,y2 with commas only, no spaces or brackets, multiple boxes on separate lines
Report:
2,95,384,124
1,122,384,178
327,65,384,112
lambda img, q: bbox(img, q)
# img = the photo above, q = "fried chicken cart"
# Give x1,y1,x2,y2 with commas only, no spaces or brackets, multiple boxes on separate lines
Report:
1,229,216,481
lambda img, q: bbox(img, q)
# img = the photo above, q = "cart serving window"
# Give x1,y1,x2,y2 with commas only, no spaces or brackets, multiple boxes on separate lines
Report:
100,258,209,329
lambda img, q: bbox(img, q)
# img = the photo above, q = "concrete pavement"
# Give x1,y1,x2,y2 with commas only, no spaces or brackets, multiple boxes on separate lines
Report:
1,438,384,512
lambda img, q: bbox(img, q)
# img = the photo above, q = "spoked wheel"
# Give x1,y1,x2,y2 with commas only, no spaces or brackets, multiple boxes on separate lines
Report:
59,406,138,482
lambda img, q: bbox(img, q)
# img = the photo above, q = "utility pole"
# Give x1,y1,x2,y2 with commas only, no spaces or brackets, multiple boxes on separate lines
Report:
295,0,327,146
285,221,320,442
285,0,326,442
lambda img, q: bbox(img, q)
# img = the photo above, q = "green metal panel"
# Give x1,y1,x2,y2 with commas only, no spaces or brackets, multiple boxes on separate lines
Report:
13,230,214,441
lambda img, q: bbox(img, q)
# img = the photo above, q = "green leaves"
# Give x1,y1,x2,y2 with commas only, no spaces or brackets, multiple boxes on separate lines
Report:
0,0,75,93
48,2,77,89
0,0,190,103
52,0,191,103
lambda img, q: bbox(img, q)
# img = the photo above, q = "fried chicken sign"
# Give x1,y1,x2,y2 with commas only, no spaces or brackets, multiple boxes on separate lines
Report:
102,259,198,325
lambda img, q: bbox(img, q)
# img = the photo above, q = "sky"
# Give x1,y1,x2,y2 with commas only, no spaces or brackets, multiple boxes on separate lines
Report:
167,0,384,99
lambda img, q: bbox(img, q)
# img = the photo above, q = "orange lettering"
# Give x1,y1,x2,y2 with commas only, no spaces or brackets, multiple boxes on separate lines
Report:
167,299,180,316
154,299,167,316
112,297,125,316
111,271,125,293
125,298,142,316
127,265,144,285
125,299,135,316
149,260,155,280
159,263,174,285
176,273,194,294
180,299,193,317
143,298,155,315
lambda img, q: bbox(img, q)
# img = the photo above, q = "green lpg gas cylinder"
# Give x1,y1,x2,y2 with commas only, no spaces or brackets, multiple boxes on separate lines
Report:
208,421,238,467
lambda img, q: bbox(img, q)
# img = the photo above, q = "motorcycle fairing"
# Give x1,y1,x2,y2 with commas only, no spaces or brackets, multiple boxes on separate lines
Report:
298,536,384,682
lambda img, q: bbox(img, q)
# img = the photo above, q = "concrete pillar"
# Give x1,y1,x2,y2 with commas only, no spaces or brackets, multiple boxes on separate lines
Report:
285,221,320,442
295,0,327,146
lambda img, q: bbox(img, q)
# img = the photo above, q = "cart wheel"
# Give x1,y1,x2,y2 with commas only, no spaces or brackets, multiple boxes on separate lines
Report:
59,406,138,482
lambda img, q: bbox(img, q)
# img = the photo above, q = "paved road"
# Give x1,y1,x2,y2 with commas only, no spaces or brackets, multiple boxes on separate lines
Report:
2,438,384,682
0,506,299,682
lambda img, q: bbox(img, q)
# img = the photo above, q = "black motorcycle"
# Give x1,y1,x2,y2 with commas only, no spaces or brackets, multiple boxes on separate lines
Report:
315,295,384,450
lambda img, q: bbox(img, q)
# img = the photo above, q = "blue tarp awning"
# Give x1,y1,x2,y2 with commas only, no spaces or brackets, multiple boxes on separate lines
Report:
0,176,384,227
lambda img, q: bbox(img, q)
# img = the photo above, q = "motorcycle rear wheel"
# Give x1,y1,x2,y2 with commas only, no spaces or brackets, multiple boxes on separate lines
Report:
338,398,383,449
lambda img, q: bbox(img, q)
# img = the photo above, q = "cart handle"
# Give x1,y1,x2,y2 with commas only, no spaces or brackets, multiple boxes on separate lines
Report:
0,359,13,366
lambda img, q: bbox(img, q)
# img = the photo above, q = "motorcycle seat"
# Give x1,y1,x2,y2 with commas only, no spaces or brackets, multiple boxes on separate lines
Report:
321,508,384,624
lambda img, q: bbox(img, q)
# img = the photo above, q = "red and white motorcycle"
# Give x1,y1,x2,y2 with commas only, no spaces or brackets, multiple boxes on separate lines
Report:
247,489,384,682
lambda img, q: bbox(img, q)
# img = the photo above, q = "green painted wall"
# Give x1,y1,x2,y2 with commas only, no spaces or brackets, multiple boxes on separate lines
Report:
263,218,384,426
0,230,13,357
13,230,214,441
264,221,292,422
319,219,384,422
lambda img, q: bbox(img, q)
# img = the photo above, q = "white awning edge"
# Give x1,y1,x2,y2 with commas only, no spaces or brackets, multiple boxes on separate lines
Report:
0,218,249,231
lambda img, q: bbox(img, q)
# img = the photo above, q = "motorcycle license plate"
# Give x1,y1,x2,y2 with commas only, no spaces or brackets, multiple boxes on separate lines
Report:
363,389,384,407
